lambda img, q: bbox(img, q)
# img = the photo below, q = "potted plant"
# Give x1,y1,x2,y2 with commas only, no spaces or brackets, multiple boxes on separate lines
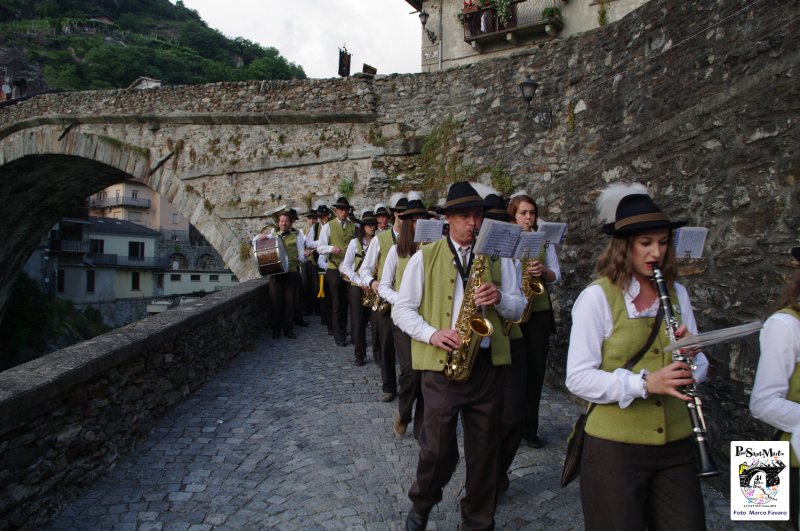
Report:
494,0,515,28
542,7,562,20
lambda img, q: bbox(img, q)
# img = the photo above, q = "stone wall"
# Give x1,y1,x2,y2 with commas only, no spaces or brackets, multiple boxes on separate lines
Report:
0,278,269,529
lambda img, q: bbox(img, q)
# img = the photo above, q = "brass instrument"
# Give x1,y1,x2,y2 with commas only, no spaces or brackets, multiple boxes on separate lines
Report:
362,252,391,314
317,272,325,298
651,263,720,478
260,204,288,232
444,252,494,382
502,251,545,335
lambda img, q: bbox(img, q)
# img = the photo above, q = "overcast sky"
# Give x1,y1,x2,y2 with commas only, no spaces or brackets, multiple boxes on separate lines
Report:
178,0,422,79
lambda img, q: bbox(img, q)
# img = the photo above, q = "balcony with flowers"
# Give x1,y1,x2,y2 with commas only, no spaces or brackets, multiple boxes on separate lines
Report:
460,0,564,51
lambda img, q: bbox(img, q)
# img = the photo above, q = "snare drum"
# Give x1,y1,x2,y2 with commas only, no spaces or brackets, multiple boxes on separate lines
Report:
253,236,289,276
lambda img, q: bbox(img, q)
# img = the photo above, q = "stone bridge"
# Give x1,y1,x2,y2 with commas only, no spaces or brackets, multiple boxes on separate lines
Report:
0,0,798,455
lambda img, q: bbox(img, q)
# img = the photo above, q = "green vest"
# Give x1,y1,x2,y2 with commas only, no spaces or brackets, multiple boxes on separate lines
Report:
777,307,800,466
281,231,299,272
584,277,693,445
326,219,355,270
350,238,368,286
411,239,511,371
376,229,397,282
529,244,552,313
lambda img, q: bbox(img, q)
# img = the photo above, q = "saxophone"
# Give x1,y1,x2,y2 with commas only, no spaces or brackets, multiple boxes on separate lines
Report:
362,252,390,314
502,252,545,335
444,253,494,382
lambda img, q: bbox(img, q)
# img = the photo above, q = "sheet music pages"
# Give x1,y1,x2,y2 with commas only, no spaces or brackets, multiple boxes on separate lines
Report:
474,218,522,258
664,320,762,352
513,231,546,260
414,219,445,243
538,221,568,245
674,226,708,259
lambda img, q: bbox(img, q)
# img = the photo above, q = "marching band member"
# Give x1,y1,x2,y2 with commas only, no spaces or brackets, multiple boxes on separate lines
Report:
341,211,378,366
300,205,321,319
750,245,800,530
507,192,561,448
252,210,306,339
288,207,309,328
379,195,428,440
566,183,708,531
359,193,408,401
375,202,392,232
318,197,356,347
394,182,524,531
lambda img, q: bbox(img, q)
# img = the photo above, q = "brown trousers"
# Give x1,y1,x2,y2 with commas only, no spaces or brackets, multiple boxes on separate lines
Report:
375,310,396,394
325,269,348,343
500,337,528,476
580,434,706,531
348,284,370,362
393,324,424,439
521,310,551,440
409,351,501,531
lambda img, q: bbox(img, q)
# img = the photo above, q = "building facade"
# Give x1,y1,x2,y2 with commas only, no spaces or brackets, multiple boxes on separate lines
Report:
405,0,646,72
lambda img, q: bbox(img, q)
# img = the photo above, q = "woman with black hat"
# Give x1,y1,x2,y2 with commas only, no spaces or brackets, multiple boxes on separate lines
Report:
341,210,378,366
378,193,428,440
565,183,709,530
750,245,800,530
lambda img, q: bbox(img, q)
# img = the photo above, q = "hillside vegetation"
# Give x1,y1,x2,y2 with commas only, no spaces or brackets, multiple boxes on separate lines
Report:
0,0,306,90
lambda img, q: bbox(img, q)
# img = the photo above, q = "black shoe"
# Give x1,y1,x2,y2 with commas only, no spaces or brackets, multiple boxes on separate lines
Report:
498,473,510,493
353,359,364,366
405,508,429,531
335,339,348,347
327,328,334,336
295,319,309,327
526,436,543,449
284,329,297,339
272,329,281,339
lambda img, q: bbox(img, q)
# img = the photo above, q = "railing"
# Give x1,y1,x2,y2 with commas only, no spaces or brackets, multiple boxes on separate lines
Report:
89,196,152,209
462,0,562,43
49,239,89,253
85,253,169,269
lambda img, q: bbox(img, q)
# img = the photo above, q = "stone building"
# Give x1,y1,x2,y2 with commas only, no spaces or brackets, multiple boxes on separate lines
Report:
405,0,646,72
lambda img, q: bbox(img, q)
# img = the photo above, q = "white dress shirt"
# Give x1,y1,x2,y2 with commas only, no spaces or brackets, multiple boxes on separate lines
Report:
378,244,401,305
392,238,525,348
751,312,800,435
316,220,348,256
340,238,371,285
566,276,708,409
358,230,398,284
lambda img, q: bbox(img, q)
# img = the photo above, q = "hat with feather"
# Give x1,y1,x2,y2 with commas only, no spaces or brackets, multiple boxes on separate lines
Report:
389,192,408,212
399,191,427,219
597,183,686,236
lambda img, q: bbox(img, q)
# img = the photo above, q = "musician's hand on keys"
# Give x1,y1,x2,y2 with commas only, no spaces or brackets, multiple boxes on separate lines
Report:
361,284,370,293
370,280,380,294
645,361,695,401
474,282,501,307
332,246,342,255
431,329,460,351
526,260,545,277
674,325,701,358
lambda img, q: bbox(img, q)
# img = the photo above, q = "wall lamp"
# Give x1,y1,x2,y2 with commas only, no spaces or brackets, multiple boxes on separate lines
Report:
519,75,553,129
418,10,438,44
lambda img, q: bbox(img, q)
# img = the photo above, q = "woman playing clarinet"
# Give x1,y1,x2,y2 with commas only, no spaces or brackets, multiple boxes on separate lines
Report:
565,183,709,530
750,245,800,530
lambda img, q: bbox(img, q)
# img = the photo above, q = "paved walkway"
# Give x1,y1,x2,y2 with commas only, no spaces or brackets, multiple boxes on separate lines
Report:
47,321,775,530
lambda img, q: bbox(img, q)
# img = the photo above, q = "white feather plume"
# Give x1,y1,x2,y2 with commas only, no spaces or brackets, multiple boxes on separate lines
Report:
510,189,530,199
389,192,407,209
312,200,324,210
406,191,423,202
470,182,499,199
373,202,387,211
596,182,650,224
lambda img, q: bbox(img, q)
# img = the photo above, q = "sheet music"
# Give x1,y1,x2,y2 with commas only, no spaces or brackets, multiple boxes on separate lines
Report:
414,219,445,243
664,320,762,352
538,221,567,245
474,218,522,258
513,231,546,260
674,226,708,259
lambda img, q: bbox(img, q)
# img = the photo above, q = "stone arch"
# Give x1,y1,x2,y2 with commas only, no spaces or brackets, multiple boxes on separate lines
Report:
196,254,217,270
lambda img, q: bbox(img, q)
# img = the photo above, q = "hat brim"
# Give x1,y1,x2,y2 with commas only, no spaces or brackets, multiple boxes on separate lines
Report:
791,247,800,261
400,208,429,219
484,209,513,222
601,219,687,236
442,199,485,213
332,203,350,210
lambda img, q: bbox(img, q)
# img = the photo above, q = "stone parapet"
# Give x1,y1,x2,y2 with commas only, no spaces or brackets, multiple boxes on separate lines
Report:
0,278,269,528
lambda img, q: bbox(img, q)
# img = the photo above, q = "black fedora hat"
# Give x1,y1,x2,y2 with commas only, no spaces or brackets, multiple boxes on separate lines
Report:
332,196,351,210
400,198,428,219
374,203,390,217
316,204,331,216
360,210,378,226
303,208,319,218
483,194,513,222
443,182,484,213
601,194,686,236
792,247,800,261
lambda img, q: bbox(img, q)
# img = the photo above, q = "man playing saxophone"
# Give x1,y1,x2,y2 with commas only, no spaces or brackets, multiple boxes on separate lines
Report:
392,182,525,531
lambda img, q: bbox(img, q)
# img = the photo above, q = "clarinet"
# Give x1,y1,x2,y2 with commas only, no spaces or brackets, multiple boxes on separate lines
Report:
651,263,721,478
